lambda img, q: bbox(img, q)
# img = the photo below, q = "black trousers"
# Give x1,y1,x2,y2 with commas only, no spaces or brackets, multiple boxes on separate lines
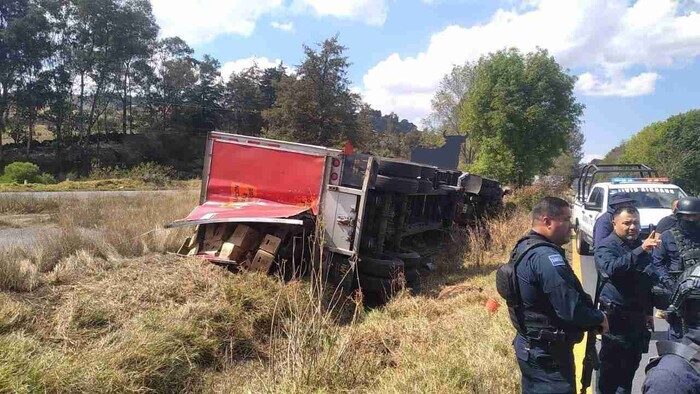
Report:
513,333,575,394
598,334,645,394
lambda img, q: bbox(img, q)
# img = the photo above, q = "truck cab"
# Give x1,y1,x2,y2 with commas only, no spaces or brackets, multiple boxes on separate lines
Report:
573,164,686,255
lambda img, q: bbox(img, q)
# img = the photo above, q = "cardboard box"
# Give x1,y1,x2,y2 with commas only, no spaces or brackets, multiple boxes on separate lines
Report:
249,250,275,273
259,234,282,255
212,223,231,240
188,225,201,248
204,224,217,241
177,237,191,255
218,242,246,261
202,238,223,255
228,224,261,250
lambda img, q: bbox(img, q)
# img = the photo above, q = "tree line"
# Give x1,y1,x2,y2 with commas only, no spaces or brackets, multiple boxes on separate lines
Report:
2,0,584,185
601,110,700,194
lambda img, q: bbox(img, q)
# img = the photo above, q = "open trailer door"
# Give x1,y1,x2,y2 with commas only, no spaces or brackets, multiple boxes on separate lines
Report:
167,132,336,228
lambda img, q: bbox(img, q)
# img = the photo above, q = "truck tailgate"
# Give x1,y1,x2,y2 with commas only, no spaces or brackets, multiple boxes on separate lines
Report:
167,136,327,228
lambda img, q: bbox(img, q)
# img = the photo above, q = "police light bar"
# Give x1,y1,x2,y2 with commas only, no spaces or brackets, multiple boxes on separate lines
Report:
610,177,670,184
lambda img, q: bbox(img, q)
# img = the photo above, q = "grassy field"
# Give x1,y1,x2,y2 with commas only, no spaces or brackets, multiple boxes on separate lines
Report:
0,190,535,393
0,178,200,192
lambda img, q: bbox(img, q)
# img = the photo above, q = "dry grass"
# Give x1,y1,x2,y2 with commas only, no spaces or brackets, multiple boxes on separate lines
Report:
1,186,540,393
0,195,61,214
0,179,199,192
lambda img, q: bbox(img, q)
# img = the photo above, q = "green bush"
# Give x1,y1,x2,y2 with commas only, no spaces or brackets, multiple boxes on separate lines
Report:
127,162,175,186
1,162,54,184
507,184,569,212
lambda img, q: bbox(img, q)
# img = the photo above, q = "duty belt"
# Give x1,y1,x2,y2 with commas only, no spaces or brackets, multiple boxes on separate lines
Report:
525,329,572,348
601,300,647,323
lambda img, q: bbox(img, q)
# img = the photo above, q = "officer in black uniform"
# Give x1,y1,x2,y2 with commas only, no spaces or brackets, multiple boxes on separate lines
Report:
653,196,700,341
594,205,660,394
643,264,700,393
503,197,609,394
655,199,679,234
593,193,637,248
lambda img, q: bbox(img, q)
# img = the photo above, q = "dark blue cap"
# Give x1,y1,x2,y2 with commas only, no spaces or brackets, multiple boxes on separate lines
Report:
609,193,636,207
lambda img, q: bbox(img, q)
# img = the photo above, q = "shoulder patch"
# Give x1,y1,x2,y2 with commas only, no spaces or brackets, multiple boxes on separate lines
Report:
548,254,565,266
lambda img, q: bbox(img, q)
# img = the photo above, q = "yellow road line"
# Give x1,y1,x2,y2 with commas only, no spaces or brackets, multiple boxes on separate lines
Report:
571,234,592,394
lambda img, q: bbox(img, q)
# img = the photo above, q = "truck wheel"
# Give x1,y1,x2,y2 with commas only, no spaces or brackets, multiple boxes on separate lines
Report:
375,175,419,194
377,159,422,179
358,273,399,299
576,230,591,255
358,256,404,279
417,179,434,193
385,250,421,270
419,166,437,181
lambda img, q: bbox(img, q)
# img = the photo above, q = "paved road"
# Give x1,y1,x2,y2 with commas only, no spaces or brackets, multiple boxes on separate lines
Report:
578,251,667,393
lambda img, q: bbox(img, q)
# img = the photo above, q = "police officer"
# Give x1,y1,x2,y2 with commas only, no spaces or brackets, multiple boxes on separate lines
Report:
507,197,609,393
593,193,637,248
653,196,700,341
643,264,700,393
594,205,661,394
656,199,680,234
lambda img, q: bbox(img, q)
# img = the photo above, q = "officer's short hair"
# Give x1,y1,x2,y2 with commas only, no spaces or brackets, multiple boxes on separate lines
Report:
612,205,639,219
532,197,570,221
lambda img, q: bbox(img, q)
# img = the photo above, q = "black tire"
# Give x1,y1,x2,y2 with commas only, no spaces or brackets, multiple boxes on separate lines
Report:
576,230,591,255
385,250,421,270
417,179,433,193
405,269,421,294
377,159,422,178
358,273,398,296
420,166,437,181
375,175,419,194
358,256,404,279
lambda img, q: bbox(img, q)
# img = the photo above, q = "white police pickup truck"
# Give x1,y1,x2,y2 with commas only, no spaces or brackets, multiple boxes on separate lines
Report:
572,163,687,255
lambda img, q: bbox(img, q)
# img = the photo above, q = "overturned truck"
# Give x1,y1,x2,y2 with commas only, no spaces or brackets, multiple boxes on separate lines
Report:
168,132,503,300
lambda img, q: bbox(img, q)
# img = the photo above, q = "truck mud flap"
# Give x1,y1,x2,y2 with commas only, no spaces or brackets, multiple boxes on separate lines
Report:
405,269,421,294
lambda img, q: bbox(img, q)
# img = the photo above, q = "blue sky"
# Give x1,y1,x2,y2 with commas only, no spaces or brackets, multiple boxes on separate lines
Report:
151,0,700,162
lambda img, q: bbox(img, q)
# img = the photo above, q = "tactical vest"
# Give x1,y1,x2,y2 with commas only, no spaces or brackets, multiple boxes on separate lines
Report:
496,235,569,338
670,227,700,271
646,340,700,377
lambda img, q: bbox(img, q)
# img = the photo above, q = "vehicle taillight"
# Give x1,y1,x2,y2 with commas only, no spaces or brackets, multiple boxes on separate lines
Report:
330,157,342,185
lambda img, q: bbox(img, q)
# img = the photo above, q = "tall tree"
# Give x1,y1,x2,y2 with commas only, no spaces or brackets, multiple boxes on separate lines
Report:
189,54,223,131
0,0,51,158
425,63,475,135
460,48,583,185
425,63,476,165
112,0,158,134
223,66,264,135
263,36,361,146
549,127,585,183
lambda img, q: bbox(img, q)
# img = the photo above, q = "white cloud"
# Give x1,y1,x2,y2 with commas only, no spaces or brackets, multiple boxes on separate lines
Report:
583,153,604,163
221,57,283,80
292,0,390,26
576,71,659,97
271,21,295,32
151,0,389,45
151,0,283,44
360,0,700,121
